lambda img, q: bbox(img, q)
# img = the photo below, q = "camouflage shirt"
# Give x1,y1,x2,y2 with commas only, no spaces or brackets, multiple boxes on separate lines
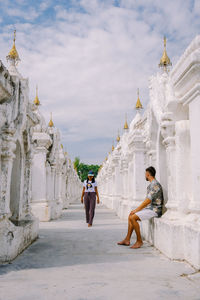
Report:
146,179,164,217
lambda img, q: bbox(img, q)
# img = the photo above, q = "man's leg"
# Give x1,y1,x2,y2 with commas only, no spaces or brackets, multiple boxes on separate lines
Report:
129,214,143,249
117,214,135,246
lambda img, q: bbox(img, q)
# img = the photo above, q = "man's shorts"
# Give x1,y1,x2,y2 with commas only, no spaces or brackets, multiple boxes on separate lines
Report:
135,208,158,221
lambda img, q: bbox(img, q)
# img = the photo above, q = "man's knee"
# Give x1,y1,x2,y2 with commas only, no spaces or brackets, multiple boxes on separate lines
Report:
128,213,138,221
128,213,136,220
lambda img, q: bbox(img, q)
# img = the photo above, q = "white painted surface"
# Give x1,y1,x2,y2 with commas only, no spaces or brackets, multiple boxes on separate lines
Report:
0,205,199,300
0,49,82,262
97,35,200,269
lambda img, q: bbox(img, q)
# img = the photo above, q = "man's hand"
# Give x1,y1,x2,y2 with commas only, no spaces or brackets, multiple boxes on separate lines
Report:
130,209,137,215
130,198,151,215
97,197,100,204
81,197,83,204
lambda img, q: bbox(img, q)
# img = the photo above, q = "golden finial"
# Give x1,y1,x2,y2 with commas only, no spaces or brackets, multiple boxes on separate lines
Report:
136,88,143,110
61,144,63,149
124,113,129,130
116,130,120,142
34,85,40,106
105,157,108,161
112,139,115,151
7,30,20,62
159,36,172,69
48,112,54,127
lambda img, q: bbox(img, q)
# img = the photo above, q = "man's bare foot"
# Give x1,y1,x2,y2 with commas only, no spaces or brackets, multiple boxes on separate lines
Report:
130,241,143,249
117,240,130,246
88,224,92,227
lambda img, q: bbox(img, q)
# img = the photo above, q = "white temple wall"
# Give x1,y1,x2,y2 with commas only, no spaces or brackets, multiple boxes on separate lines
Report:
65,165,82,205
64,174,70,207
0,60,39,263
0,40,82,262
113,159,121,214
188,96,200,213
61,170,67,207
105,171,112,209
127,160,133,201
31,132,52,222
31,124,82,221
63,176,69,208
156,132,167,204
97,35,200,269
175,120,191,213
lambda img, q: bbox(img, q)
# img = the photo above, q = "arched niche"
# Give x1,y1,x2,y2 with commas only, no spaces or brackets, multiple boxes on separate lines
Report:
10,140,22,223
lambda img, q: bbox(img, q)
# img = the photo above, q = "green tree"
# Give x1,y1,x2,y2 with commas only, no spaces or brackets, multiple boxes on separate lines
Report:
73,158,100,182
74,157,80,170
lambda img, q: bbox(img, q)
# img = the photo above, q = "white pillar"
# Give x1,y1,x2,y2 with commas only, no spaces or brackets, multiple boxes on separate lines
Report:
112,156,121,212
160,114,177,214
130,130,146,204
175,120,191,213
188,94,200,213
31,132,52,221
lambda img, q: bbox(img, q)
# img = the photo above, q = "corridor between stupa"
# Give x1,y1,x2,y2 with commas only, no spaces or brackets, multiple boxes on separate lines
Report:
0,204,200,300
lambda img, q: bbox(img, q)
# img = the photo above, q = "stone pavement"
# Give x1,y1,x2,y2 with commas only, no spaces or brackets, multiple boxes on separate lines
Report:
0,204,200,300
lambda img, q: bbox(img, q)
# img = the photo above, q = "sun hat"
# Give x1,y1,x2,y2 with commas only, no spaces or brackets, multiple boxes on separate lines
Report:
88,170,94,176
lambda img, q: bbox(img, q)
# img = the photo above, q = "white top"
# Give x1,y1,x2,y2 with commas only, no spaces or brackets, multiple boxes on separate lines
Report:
83,180,97,193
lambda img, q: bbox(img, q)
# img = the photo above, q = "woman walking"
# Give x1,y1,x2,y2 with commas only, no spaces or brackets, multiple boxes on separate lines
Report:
81,171,100,227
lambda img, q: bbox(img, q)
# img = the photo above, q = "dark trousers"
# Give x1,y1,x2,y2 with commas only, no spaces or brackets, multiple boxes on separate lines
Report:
84,192,96,225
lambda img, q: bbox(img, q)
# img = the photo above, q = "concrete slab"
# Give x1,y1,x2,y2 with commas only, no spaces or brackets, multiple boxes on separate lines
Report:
0,204,200,300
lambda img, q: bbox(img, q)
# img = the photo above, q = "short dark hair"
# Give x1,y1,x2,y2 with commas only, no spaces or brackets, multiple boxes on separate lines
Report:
146,166,156,177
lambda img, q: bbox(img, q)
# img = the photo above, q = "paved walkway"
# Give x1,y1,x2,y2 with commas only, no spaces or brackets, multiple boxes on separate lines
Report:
0,204,200,300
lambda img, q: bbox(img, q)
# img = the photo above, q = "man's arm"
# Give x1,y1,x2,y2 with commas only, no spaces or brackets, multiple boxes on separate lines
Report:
130,198,151,215
81,187,85,203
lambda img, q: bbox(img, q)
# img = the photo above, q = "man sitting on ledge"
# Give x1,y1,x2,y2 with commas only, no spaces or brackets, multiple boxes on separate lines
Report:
118,166,164,249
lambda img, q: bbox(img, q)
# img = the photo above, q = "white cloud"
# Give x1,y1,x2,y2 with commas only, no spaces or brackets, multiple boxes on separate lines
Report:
5,7,39,20
39,0,52,12
0,0,200,163
193,0,200,15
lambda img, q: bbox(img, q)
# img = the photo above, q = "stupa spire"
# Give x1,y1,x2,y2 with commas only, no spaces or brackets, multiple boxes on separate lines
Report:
135,88,143,110
34,85,40,106
159,36,172,70
7,30,20,63
116,130,120,142
124,113,129,130
48,112,54,127
112,140,115,151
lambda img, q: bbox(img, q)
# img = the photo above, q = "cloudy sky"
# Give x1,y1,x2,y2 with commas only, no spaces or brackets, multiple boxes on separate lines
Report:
0,0,200,164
